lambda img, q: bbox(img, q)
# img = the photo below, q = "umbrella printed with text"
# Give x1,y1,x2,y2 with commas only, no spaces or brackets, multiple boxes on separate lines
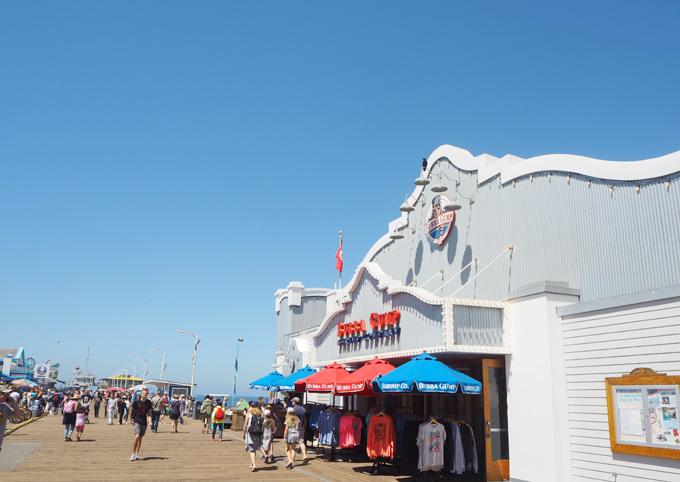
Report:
248,371,284,391
336,358,396,396
372,353,481,395
273,366,316,391
295,363,350,393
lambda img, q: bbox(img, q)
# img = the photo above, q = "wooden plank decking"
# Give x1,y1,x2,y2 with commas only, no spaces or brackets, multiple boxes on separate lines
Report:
1,414,410,482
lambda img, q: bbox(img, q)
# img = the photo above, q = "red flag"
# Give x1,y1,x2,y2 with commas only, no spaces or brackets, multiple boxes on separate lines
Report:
335,238,343,272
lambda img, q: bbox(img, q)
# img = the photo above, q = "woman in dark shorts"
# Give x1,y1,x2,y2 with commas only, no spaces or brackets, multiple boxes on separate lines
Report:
168,393,181,433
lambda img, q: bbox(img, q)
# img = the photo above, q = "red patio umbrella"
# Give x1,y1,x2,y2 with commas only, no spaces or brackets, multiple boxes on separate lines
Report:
336,358,396,396
294,363,351,393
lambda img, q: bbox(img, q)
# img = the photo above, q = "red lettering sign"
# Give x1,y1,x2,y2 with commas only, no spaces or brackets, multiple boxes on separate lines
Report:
338,310,400,337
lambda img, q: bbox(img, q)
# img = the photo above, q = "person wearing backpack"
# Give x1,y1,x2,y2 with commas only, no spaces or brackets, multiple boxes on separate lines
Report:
210,398,226,442
200,395,214,434
242,401,264,472
62,394,79,441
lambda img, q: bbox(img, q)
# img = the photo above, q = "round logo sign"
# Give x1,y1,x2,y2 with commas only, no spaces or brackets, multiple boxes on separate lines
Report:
36,365,48,376
425,195,455,245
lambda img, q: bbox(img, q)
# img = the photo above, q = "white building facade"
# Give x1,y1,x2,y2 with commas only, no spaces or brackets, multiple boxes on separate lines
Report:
274,145,680,482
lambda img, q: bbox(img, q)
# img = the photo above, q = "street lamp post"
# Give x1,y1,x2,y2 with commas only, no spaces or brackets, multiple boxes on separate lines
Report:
127,364,137,380
176,330,200,397
150,349,166,380
134,359,148,380
233,338,244,408
119,368,129,389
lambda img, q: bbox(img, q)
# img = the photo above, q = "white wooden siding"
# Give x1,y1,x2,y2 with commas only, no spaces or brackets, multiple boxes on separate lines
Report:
562,298,680,482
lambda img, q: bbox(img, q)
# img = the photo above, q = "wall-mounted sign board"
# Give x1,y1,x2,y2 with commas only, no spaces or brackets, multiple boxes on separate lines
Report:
605,368,680,459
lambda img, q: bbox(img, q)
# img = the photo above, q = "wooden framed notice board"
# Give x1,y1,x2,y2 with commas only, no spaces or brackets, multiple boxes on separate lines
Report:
605,368,680,459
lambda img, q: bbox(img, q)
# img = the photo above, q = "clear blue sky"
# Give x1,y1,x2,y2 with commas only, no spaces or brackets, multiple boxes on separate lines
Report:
2,1,678,397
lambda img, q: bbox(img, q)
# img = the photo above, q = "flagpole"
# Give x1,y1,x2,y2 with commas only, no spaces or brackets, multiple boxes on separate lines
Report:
338,231,343,290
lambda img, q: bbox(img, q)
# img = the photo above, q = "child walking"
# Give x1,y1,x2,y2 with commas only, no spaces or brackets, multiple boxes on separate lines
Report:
283,407,301,469
260,408,276,463
75,404,86,441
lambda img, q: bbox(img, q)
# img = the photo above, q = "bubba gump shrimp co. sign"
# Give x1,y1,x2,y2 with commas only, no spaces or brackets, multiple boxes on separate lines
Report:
425,194,455,245
337,310,401,346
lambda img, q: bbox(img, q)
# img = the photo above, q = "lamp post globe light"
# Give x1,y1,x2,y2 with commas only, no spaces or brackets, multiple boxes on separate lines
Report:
176,330,200,397
233,338,244,408
134,358,148,380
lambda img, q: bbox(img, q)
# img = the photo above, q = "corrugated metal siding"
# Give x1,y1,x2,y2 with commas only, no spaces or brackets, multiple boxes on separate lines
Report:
314,273,445,364
276,298,292,355
562,298,680,482
452,305,503,346
277,296,327,355
290,297,327,333
372,162,680,303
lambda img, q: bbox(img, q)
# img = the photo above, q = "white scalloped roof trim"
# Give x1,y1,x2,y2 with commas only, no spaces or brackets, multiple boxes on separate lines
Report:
311,261,443,340
428,144,680,184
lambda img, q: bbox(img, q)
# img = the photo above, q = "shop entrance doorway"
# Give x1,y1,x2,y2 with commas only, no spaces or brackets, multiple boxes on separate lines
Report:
482,358,509,481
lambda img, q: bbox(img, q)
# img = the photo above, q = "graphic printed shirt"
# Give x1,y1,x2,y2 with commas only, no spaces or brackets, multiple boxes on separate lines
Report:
366,414,396,460
416,422,447,472
130,399,153,425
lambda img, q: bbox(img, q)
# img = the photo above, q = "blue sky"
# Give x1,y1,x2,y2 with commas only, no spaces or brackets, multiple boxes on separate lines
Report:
1,1,678,397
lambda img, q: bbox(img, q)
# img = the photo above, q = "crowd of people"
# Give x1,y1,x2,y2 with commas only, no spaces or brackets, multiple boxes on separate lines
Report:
2,383,312,471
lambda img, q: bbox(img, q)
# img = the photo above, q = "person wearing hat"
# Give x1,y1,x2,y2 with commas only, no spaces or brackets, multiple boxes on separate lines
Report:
291,397,309,463
0,385,21,452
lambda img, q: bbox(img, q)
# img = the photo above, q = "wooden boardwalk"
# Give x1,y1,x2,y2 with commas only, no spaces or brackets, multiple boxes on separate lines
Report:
1,414,414,482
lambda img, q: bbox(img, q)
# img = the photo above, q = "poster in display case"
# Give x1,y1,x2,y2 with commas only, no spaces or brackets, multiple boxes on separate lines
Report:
605,368,680,460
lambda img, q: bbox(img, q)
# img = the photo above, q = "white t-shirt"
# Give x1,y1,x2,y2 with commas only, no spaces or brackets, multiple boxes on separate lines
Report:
416,422,447,472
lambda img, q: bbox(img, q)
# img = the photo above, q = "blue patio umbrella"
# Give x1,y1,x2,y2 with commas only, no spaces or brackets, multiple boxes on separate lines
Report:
249,371,284,391
273,366,316,391
372,353,482,395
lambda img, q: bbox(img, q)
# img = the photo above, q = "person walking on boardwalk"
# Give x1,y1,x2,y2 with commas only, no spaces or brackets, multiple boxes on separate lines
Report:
117,396,127,425
74,403,86,441
107,394,117,425
168,393,181,433
150,390,163,433
62,394,80,442
210,398,227,441
129,388,153,461
260,408,276,463
200,395,214,433
160,392,168,424
0,385,21,452
93,392,101,418
243,401,264,472
291,397,309,463
283,407,301,469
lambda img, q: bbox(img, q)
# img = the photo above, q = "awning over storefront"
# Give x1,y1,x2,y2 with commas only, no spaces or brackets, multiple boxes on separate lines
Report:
273,366,316,391
249,371,284,390
372,353,482,395
295,363,350,393
336,358,396,396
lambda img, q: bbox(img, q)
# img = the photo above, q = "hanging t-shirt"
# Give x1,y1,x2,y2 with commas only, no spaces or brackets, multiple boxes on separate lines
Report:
459,423,478,473
445,422,465,474
339,414,363,448
367,413,396,460
416,421,447,472
318,410,342,447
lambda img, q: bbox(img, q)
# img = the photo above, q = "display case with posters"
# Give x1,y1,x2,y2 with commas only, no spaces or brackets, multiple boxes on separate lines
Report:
605,368,680,459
